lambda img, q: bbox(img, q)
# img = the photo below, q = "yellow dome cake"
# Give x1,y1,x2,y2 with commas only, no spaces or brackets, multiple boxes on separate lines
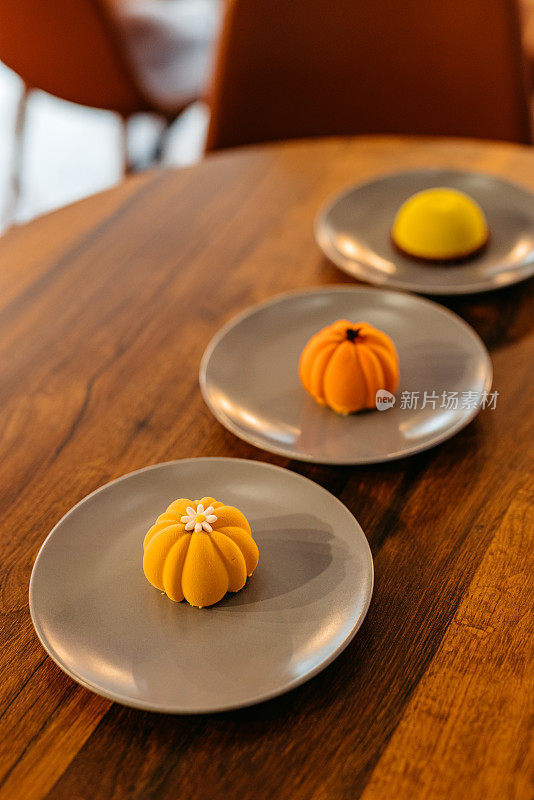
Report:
143,497,259,608
391,187,489,261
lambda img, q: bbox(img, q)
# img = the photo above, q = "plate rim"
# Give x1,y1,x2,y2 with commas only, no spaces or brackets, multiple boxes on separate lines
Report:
315,167,534,295
29,456,374,714
199,285,493,464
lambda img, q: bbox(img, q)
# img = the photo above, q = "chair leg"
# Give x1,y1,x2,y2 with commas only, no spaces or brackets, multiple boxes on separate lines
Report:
2,82,29,229
121,114,174,172
121,115,134,176
153,118,173,163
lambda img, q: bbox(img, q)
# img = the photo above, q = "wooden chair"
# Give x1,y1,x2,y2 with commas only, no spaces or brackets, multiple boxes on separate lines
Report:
206,0,532,150
0,0,220,214
519,0,534,84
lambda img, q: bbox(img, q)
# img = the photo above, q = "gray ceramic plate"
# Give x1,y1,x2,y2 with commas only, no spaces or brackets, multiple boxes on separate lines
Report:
315,169,534,294
29,458,373,713
200,287,492,464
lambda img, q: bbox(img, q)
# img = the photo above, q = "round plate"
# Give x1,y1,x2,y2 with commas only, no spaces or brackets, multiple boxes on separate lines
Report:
315,169,534,294
200,287,492,464
29,458,373,713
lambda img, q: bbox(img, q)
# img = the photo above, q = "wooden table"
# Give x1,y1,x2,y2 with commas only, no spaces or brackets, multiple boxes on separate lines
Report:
0,137,532,800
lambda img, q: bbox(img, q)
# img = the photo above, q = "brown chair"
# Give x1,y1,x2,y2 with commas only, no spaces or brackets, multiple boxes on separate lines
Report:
0,0,221,172
206,0,532,151
519,0,534,83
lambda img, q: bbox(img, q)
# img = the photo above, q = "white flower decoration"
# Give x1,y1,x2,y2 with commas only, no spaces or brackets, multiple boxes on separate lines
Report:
181,502,217,533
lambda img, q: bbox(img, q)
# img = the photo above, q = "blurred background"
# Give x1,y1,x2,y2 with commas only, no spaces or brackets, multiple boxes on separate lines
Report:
1,0,534,233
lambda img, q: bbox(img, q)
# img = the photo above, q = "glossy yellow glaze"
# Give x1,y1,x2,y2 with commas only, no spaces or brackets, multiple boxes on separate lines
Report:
391,188,488,260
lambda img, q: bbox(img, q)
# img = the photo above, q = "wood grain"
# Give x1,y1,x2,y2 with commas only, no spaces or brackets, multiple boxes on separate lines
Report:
0,136,532,800
361,483,534,800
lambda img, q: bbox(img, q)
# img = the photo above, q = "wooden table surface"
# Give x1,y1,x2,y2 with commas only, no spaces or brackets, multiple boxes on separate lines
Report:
0,136,532,800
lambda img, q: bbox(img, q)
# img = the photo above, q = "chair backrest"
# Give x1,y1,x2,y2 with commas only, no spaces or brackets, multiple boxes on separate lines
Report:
0,0,147,114
206,0,532,149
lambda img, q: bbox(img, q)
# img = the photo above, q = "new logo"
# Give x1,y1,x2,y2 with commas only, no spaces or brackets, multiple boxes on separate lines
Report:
375,390,396,411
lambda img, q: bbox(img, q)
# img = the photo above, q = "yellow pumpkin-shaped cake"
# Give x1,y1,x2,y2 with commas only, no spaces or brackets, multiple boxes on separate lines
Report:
299,320,399,414
143,497,259,608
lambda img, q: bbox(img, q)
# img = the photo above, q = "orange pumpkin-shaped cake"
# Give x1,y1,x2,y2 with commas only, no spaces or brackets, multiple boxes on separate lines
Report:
143,497,259,608
299,320,399,414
